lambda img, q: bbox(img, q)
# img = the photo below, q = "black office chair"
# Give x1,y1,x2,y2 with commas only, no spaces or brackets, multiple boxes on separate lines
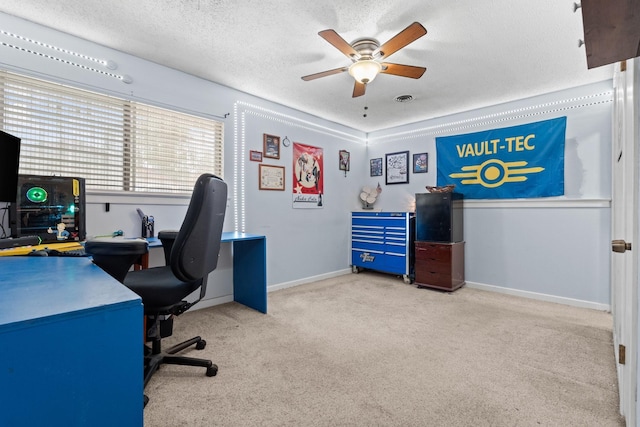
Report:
85,173,227,399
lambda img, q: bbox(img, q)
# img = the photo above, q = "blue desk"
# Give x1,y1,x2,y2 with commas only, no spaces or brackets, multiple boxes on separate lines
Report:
0,257,143,427
148,231,267,313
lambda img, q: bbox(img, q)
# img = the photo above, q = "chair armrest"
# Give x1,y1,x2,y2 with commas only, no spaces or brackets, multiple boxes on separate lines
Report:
85,238,149,283
158,230,179,265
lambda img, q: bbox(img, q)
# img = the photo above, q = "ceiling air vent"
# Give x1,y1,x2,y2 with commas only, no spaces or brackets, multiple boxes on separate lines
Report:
395,94,414,103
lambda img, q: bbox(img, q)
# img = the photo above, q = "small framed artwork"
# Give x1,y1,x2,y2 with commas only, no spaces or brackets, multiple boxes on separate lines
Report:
259,164,285,191
263,134,280,159
413,153,428,173
370,158,383,177
250,150,263,162
385,150,409,185
339,150,350,171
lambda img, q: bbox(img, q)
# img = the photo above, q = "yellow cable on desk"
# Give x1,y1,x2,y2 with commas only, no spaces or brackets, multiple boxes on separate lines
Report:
0,241,84,256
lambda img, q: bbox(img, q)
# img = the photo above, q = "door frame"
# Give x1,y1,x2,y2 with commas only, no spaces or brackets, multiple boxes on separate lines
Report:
611,58,639,426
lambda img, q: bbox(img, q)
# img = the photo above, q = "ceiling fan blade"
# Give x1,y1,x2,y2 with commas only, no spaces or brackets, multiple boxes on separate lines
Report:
352,81,366,98
380,63,426,79
319,29,360,60
374,22,427,59
301,67,348,81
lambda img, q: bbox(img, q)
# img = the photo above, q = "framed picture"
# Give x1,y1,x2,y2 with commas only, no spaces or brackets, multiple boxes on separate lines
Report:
293,142,324,209
413,152,428,173
250,150,263,162
259,164,285,190
339,150,350,171
263,134,280,159
370,158,383,177
385,151,409,185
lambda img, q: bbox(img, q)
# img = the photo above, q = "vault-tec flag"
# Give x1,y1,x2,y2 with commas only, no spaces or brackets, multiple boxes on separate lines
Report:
436,117,566,199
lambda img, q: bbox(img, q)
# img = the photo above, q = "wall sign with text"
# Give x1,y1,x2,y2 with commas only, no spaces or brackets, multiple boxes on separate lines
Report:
436,117,566,199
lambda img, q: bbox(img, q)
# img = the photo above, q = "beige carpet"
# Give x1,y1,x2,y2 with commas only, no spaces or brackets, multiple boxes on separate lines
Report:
143,271,624,426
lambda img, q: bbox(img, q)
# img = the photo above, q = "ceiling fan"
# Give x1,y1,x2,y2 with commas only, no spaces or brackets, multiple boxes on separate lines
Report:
301,22,427,98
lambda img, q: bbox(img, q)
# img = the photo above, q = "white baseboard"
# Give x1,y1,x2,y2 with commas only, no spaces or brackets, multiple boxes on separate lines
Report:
267,269,352,293
465,281,611,312
191,274,610,313
190,295,234,311
189,270,352,312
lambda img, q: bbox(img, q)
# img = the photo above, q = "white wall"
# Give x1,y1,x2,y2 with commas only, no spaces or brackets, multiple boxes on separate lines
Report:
0,12,365,306
0,12,613,310
368,82,613,309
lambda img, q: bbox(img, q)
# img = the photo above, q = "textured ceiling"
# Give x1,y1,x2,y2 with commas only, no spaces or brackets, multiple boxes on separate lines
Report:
0,0,614,132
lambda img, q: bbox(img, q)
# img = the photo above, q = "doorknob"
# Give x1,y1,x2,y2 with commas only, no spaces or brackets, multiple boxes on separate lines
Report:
612,239,632,253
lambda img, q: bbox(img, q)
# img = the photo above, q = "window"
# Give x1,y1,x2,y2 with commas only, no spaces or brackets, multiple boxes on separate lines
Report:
0,70,223,194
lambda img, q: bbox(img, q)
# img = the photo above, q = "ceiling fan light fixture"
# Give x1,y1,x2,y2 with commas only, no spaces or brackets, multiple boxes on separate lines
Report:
348,60,382,84
302,23,427,98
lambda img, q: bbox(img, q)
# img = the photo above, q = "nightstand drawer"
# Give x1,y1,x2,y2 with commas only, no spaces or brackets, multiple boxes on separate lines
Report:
414,269,453,288
414,260,451,274
415,243,451,262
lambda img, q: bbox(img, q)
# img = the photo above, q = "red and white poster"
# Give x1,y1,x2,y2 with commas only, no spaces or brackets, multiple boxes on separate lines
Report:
292,142,323,208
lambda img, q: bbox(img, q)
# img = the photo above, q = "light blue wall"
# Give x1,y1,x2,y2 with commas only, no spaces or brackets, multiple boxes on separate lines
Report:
367,82,613,309
0,12,613,309
0,12,365,306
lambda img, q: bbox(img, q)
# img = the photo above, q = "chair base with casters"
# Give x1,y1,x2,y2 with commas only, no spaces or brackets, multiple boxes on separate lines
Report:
85,173,228,407
142,322,217,408
142,299,218,389
142,317,216,408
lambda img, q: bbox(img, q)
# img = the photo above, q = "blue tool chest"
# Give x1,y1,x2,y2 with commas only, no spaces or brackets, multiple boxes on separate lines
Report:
350,211,414,283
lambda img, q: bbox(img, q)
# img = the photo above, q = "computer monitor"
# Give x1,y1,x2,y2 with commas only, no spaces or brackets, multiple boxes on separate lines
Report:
10,175,87,243
0,131,21,203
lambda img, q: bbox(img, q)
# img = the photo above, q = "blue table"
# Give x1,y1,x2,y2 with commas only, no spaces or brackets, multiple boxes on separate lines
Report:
0,257,143,426
147,231,267,313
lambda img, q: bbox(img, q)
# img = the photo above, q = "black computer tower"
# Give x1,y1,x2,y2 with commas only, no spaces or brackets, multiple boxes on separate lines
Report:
10,174,87,243
415,192,463,243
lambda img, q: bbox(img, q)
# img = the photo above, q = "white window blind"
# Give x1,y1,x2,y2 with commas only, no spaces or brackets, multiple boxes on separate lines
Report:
0,70,223,194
